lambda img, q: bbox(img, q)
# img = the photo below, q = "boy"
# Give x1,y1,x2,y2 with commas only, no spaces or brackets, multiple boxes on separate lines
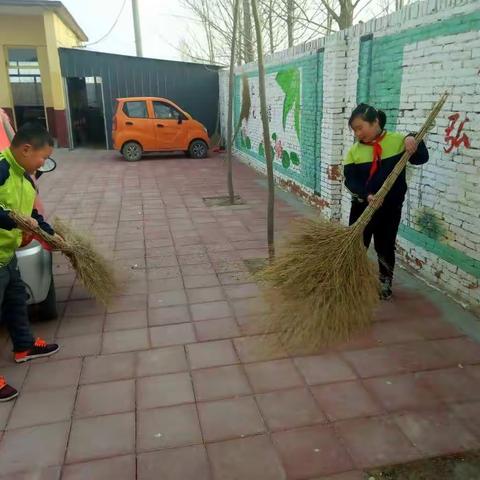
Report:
0,124,61,401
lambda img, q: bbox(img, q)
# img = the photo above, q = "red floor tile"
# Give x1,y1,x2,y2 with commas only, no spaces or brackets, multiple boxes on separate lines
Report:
431,337,480,365
195,317,241,341
364,373,442,412
342,347,406,378
148,305,191,326
74,380,135,418
187,287,225,304
389,341,451,371
63,455,135,480
66,413,135,463
207,435,286,480
234,335,287,363
417,368,480,403
138,445,211,480
136,346,188,377
394,409,479,456
190,301,232,322
192,365,252,401
244,359,304,393
150,323,196,347
137,373,195,409
256,388,326,431
81,352,136,384
294,354,357,385
272,425,353,478
0,422,70,475
335,416,420,468
187,340,239,369
137,404,202,452
198,396,265,442
451,401,480,439
312,381,383,421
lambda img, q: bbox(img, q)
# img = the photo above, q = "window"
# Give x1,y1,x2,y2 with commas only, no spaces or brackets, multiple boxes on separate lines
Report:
123,101,148,118
153,102,180,120
8,48,43,106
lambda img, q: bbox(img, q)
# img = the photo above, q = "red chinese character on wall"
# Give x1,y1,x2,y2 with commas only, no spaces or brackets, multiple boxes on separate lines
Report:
444,113,471,153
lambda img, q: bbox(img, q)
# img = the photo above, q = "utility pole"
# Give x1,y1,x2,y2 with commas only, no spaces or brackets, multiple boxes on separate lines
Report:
132,0,143,57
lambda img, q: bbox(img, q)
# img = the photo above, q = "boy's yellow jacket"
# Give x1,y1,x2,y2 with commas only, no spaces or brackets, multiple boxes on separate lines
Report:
0,148,53,267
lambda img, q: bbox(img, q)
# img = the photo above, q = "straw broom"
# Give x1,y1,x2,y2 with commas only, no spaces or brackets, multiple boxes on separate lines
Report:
10,214,119,306
257,93,449,352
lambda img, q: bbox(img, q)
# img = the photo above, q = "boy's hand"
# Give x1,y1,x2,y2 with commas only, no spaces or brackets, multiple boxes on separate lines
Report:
53,233,67,247
405,136,418,155
23,217,39,231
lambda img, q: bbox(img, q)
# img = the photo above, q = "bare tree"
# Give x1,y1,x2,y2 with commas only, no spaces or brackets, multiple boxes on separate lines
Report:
181,0,236,64
181,0,402,64
318,0,357,30
243,0,255,62
227,0,241,204
286,0,295,46
251,0,275,259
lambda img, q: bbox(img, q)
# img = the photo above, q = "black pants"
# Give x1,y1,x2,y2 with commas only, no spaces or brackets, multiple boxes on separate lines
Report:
349,201,403,282
0,257,35,352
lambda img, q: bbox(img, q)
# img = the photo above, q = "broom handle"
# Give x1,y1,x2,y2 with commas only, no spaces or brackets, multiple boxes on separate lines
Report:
353,92,449,228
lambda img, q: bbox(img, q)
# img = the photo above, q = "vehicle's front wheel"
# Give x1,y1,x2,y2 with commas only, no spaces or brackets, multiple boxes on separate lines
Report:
36,279,57,321
188,140,208,159
122,141,143,162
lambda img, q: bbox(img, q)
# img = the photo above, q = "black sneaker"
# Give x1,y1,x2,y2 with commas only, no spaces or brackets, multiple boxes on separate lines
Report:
0,377,18,402
15,338,60,363
380,279,393,301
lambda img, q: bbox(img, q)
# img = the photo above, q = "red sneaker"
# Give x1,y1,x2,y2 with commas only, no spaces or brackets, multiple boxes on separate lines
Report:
15,338,60,363
0,376,18,402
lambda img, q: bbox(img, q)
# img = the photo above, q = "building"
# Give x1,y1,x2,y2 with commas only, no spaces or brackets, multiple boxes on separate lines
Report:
0,0,87,147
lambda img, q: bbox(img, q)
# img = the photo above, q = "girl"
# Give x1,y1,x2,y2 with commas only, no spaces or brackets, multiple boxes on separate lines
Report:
344,104,429,300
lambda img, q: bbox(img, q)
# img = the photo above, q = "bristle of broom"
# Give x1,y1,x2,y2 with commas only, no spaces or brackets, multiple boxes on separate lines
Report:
53,219,120,306
10,211,120,306
256,219,379,352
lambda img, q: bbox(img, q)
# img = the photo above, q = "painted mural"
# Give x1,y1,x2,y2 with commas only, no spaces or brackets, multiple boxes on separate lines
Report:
237,68,302,172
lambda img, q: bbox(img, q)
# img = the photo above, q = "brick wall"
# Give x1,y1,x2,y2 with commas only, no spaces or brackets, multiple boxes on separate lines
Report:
219,0,480,307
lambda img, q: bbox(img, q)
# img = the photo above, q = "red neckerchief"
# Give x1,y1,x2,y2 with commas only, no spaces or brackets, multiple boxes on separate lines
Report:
363,130,387,182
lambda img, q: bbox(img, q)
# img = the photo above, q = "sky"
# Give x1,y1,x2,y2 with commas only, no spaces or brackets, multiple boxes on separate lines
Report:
61,0,396,62
61,0,201,61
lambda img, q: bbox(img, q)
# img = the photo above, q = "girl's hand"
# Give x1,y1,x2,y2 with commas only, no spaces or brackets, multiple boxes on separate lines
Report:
367,194,383,207
405,136,418,155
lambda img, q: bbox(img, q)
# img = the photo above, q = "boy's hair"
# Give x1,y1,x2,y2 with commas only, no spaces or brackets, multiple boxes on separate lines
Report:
349,104,387,130
11,123,54,149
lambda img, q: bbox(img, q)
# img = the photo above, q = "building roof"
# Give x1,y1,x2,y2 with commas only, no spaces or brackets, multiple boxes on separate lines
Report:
0,0,88,41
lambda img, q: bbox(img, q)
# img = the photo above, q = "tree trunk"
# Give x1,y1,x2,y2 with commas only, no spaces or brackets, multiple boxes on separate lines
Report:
251,0,275,259
325,0,333,32
338,0,354,30
202,0,215,62
237,3,243,65
286,0,294,47
227,0,241,205
243,0,254,62
268,0,275,54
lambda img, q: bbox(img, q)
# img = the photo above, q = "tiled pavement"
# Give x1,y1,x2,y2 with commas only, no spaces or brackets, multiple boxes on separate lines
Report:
0,149,479,479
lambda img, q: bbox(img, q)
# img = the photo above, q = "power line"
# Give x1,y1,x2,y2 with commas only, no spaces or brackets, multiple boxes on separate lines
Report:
83,0,128,47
